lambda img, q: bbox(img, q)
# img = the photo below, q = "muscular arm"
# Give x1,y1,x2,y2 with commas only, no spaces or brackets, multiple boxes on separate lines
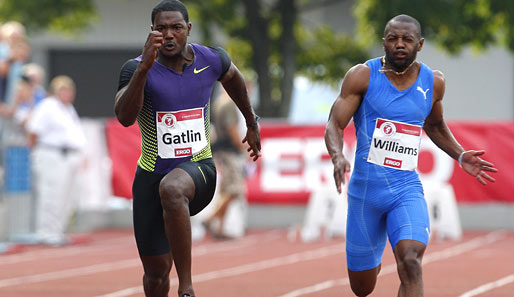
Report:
220,63,257,127
114,66,149,127
424,70,497,184
325,64,369,193
220,63,261,160
423,71,463,160
114,31,163,127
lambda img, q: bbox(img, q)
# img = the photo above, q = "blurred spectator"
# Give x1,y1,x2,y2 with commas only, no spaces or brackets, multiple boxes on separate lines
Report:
202,90,247,239
0,23,32,205
0,21,29,106
11,64,47,127
22,63,46,105
0,75,32,119
12,74,35,128
26,75,86,245
0,21,30,154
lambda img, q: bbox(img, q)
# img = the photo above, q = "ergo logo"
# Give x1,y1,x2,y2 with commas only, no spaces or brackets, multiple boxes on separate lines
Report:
384,157,402,168
175,148,192,156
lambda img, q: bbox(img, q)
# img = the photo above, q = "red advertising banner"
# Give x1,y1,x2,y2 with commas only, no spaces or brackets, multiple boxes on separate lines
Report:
106,119,514,204
105,118,141,200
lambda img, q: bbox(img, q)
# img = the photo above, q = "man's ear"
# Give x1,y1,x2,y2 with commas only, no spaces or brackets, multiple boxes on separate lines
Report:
418,38,425,52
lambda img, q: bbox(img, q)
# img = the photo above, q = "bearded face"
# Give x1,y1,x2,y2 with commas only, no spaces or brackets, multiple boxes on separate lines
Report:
382,21,423,72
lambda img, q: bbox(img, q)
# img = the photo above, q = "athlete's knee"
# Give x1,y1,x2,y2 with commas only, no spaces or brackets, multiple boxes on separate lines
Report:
159,179,189,210
350,286,373,297
397,250,423,282
143,271,170,292
350,282,375,297
348,270,378,296
142,263,171,292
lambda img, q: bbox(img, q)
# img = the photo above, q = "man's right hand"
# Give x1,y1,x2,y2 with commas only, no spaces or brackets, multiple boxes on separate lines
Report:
139,31,163,71
333,155,352,194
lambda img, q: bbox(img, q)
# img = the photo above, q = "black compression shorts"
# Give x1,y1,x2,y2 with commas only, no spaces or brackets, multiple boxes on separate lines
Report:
132,158,217,256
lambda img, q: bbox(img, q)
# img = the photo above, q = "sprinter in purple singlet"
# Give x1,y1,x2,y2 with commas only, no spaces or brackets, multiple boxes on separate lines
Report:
114,1,260,296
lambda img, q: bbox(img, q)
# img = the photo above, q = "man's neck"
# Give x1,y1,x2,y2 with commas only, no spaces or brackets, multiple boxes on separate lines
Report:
157,44,193,73
384,62,420,91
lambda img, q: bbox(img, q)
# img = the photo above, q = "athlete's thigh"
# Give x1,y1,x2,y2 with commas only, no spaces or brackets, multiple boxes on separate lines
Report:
132,166,170,256
159,166,196,202
346,192,388,272
176,158,217,216
386,188,430,250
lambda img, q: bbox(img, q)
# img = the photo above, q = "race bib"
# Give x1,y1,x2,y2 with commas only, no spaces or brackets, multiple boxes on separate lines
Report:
367,118,422,171
156,108,207,158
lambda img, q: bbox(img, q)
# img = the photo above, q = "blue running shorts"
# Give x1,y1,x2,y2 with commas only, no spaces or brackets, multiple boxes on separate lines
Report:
345,177,430,271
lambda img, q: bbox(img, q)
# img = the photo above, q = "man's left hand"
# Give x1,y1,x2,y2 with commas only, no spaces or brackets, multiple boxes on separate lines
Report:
460,150,498,185
243,126,261,161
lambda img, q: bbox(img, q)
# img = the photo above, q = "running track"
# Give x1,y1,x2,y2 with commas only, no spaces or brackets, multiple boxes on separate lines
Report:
0,229,513,296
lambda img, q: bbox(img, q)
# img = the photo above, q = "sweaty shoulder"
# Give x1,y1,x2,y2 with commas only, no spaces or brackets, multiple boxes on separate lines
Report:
341,63,370,96
432,69,445,101
433,69,445,83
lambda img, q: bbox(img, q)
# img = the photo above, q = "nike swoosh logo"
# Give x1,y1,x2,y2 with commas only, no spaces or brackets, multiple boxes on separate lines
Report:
193,65,210,74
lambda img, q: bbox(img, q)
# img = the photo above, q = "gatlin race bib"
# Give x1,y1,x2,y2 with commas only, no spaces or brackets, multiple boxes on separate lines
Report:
156,107,208,158
367,118,422,171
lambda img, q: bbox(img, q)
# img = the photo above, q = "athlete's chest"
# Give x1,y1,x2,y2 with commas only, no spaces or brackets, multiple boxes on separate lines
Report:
145,62,218,111
366,77,432,123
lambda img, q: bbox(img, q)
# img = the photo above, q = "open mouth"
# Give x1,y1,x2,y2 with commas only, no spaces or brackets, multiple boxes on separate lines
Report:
163,42,176,51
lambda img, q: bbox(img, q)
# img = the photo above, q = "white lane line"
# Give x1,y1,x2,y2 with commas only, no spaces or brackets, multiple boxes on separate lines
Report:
0,235,135,265
0,259,140,288
191,243,344,283
0,230,283,266
192,230,283,257
277,231,507,297
278,264,398,297
96,243,346,297
0,230,282,288
458,274,514,297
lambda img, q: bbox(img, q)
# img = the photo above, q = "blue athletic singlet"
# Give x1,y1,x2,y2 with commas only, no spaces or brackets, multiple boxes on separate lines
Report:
345,57,434,271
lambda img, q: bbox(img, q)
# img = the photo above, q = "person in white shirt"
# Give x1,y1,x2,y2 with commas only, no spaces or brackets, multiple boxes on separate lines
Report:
26,75,86,245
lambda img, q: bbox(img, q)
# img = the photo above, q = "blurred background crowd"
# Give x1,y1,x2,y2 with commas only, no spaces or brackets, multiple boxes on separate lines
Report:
0,20,89,248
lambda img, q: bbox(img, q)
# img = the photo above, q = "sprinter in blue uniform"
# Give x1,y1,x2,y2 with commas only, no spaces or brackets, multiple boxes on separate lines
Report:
325,15,497,297
114,1,260,297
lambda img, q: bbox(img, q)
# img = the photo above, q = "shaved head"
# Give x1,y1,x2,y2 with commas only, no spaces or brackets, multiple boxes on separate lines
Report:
384,14,422,39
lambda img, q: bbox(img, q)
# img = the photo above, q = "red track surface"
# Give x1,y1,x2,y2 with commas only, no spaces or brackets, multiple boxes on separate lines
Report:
0,229,513,297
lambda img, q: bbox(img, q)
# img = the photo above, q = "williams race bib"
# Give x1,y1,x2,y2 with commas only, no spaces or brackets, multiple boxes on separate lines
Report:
367,118,422,171
156,108,207,158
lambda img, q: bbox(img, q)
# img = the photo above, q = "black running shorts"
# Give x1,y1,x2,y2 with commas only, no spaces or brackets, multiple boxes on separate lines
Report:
132,158,216,256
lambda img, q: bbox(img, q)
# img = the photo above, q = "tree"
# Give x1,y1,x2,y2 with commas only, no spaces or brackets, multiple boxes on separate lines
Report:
188,0,369,118
355,0,514,54
0,0,97,34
